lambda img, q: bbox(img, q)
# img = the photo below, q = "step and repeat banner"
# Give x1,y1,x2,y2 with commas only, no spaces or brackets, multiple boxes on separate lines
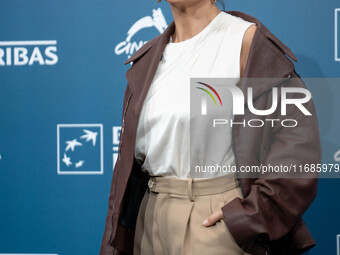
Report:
1,0,340,254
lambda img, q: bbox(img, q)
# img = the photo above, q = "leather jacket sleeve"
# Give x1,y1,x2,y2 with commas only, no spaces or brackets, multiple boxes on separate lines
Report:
99,84,131,255
221,74,322,253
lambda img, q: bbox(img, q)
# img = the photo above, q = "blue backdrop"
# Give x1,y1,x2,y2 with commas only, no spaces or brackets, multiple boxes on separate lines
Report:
0,0,339,254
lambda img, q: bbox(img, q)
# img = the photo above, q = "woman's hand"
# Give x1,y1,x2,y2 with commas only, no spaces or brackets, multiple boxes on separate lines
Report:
202,208,223,227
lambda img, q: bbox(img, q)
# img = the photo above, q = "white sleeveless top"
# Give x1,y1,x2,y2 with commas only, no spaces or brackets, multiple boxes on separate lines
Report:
134,11,255,179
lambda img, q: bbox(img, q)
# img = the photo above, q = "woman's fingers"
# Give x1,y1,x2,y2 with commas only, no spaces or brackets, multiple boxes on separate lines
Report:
202,209,223,227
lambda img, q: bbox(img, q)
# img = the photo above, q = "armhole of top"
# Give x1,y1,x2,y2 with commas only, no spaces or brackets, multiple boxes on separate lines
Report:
239,23,257,78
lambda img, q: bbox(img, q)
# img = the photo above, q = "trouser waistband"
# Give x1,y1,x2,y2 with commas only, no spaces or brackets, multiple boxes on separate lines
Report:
147,174,239,202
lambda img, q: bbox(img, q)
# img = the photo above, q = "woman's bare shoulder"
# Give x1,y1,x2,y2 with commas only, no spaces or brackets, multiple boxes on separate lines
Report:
240,25,257,77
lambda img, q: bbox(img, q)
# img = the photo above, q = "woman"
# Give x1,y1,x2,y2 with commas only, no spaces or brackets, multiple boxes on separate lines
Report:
100,1,321,255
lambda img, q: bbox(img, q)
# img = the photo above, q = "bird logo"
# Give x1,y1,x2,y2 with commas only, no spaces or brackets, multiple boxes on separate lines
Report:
62,129,99,169
65,139,82,152
80,129,97,146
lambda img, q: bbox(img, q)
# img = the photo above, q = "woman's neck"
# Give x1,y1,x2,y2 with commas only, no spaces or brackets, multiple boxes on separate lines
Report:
169,2,222,43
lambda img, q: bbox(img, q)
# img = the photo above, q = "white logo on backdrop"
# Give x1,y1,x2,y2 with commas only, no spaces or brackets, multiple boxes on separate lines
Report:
112,126,121,170
57,124,103,175
0,40,58,66
114,8,168,62
335,8,340,61
334,149,340,162
337,234,340,255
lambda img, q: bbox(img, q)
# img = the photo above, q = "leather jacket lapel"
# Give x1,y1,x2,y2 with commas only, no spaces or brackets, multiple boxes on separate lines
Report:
125,21,175,119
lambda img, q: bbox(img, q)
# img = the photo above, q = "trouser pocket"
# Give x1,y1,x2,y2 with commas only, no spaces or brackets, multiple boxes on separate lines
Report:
209,188,247,254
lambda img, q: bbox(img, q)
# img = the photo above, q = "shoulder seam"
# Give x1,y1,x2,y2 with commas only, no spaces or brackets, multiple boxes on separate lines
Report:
259,29,295,70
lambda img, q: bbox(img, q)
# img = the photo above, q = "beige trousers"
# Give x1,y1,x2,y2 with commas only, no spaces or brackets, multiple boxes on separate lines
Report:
133,174,251,255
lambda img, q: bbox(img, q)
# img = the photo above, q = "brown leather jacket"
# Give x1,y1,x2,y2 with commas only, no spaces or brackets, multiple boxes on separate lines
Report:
99,10,322,255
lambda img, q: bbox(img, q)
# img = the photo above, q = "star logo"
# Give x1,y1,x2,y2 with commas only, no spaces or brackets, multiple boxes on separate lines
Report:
62,153,72,167
80,129,98,146
65,139,82,152
75,160,85,168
